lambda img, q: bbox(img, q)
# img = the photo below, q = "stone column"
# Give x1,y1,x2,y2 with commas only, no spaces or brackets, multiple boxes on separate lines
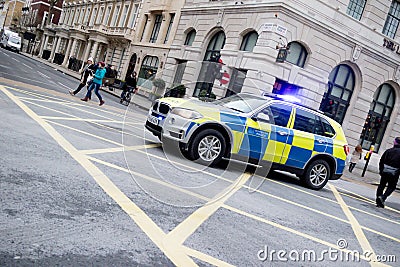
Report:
39,34,49,58
62,38,73,67
65,38,78,69
49,36,61,62
79,40,93,72
141,14,153,42
91,41,100,62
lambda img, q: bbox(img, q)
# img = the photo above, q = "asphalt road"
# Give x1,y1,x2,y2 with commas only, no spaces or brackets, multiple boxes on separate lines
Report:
0,48,399,266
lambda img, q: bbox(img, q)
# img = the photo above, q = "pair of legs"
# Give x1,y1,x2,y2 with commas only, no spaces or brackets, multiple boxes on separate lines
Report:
72,82,86,95
349,162,356,172
376,174,399,207
82,83,104,106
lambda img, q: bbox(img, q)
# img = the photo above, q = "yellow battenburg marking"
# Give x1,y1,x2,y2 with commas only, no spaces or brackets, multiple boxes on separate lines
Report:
264,140,285,163
231,130,245,153
291,130,314,150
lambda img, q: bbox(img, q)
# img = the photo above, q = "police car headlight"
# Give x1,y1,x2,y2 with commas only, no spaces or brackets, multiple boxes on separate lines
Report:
171,108,202,119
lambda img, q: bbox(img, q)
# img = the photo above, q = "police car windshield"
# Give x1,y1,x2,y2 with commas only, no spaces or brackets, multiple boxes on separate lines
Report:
214,94,268,113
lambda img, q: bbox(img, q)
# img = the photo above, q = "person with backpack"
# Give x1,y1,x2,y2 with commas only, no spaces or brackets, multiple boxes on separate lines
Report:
69,57,96,96
376,137,400,208
81,62,107,106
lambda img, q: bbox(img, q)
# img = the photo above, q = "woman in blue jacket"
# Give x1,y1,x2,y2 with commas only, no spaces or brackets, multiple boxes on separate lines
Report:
81,61,107,106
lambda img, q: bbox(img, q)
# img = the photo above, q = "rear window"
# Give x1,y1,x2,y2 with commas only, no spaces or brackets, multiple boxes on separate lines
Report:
319,117,336,138
293,109,316,134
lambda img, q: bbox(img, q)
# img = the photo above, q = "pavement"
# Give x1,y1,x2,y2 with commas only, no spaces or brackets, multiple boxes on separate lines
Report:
19,52,399,193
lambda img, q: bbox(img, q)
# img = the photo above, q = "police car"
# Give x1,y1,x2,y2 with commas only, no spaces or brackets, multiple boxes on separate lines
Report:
145,93,349,190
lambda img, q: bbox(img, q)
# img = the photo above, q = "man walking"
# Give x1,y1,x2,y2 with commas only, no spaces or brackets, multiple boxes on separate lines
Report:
69,57,96,96
376,137,400,208
81,62,107,106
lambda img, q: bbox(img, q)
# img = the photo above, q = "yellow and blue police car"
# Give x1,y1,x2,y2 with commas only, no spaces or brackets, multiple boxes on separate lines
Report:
145,93,350,190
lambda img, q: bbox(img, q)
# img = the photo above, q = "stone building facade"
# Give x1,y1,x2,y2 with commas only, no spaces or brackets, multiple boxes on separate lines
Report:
164,0,400,160
37,0,184,88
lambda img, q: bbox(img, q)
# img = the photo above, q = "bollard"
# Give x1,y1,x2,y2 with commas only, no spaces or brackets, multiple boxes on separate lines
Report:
362,145,375,177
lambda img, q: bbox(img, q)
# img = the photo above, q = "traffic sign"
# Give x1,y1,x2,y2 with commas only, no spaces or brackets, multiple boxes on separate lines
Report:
220,71,230,85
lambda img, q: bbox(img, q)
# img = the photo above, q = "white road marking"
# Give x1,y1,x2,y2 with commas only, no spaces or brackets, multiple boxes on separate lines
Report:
22,63,33,69
12,58,20,62
37,71,50,79
57,82,70,89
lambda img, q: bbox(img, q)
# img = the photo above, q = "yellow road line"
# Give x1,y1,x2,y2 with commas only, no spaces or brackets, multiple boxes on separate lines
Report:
223,204,377,263
81,144,161,155
92,154,400,244
1,85,198,267
184,247,235,267
329,184,383,266
166,173,251,245
46,120,123,147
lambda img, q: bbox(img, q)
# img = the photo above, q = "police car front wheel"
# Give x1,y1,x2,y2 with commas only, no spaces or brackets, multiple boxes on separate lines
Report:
302,160,331,190
189,129,226,166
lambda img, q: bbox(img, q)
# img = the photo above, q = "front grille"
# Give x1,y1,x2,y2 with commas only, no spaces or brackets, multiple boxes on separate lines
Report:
145,120,162,136
159,103,170,115
152,102,159,111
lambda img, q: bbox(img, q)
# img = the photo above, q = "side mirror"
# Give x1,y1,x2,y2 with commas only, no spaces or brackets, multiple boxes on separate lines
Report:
256,113,270,122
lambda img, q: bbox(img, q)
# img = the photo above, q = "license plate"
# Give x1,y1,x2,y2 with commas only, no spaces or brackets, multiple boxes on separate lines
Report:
148,115,159,125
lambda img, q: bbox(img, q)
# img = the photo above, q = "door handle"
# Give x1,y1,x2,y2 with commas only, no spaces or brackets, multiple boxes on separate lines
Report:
316,139,325,143
278,131,288,136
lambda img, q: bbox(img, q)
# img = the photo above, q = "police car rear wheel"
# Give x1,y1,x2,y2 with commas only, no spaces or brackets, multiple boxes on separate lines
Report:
303,160,330,190
189,129,226,166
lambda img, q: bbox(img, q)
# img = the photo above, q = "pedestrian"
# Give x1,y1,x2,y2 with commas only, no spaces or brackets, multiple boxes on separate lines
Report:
69,57,96,96
120,71,137,103
348,144,363,172
81,61,107,106
376,137,400,208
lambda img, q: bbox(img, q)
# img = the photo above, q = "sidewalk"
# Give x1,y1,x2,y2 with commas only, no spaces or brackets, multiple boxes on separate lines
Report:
20,53,398,191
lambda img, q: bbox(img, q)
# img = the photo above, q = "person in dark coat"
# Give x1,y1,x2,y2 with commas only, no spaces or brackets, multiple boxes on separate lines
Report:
69,57,96,96
120,71,137,103
376,137,400,208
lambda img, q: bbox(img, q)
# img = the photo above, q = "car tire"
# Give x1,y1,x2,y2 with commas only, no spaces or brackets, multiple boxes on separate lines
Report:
188,129,226,166
301,159,330,190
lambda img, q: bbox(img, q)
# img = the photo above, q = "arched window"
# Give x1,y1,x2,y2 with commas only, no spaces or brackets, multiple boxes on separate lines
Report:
194,31,226,96
319,64,355,124
137,55,159,89
240,31,258,52
285,41,307,68
359,83,395,151
184,29,196,46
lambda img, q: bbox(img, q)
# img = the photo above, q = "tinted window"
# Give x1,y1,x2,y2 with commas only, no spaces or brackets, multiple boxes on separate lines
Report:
269,104,292,127
320,117,336,137
293,109,316,134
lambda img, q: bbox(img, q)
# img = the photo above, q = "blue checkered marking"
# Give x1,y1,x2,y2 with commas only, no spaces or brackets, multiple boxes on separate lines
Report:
285,146,313,168
314,136,328,153
324,138,334,154
336,158,345,173
238,127,269,160
185,121,196,137
270,126,293,144
220,113,247,132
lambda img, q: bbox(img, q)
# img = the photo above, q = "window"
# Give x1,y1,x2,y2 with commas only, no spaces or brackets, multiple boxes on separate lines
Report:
294,109,316,134
383,0,400,38
194,31,226,96
268,104,292,127
129,4,139,28
240,31,258,52
285,42,307,68
184,29,196,46
111,6,120,27
104,6,112,26
346,0,366,20
84,8,90,25
74,9,79,24
79,8,85,24
138,56,159,89
68,10,74,25
140,15,148,41
89,8,96,26
120,5,129,27
225,69,247,97
164,14,175,44
97,7,104,24
173,60,187,85
319,64,355,124
150,14,162,43
359,83,395,151
319,118,336,137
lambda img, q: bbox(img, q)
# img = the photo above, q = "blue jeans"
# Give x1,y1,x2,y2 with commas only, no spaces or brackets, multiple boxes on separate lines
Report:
85,83,102,101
